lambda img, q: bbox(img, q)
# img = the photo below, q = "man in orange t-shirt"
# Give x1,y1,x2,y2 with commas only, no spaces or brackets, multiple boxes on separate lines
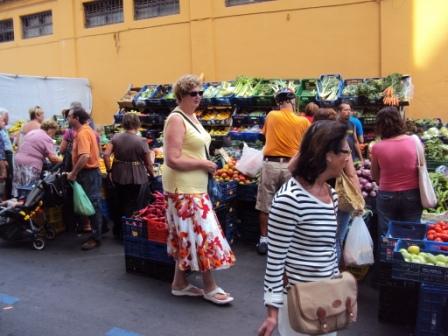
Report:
255,89,310,255
67,105,103,251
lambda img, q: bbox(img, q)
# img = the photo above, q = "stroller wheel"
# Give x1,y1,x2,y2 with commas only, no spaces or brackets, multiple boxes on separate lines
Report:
32,238,45,250
46,227,56,240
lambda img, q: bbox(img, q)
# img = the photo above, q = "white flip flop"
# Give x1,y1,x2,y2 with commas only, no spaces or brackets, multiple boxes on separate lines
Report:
171,284,204,297
203,287,234,305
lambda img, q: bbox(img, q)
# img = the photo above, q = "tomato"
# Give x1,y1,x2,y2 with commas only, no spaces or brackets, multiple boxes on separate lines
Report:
428,234,435,240
441,246,448,251
435,237,443,242
428,229,436,236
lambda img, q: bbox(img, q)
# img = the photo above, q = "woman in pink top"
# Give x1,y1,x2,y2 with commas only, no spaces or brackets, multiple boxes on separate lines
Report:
371,107,422,238
12,120,62,198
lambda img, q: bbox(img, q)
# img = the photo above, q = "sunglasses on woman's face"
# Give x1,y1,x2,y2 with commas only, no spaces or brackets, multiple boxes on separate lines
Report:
340,148,352,155
188,90,204,97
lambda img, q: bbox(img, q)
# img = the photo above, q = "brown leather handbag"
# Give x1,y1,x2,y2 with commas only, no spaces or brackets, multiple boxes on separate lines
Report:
287,272,358,335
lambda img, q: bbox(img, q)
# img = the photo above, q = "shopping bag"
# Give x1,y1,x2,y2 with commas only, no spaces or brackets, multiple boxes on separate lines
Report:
335,171,365,213
235,143,263,178
343,216,374,266
71,181,95,216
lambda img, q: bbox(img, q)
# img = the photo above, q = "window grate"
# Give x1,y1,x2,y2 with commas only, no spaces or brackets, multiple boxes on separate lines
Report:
225,0,273,7
21,11,52,39
0,18,14,43
84,0,124,28
134,0,179,20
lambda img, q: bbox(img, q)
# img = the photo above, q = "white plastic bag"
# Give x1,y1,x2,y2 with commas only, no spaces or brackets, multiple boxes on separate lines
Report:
235,143,263,178
343,216,374,266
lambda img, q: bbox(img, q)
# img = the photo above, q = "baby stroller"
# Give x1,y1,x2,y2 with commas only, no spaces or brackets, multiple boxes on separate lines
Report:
0,164,67,250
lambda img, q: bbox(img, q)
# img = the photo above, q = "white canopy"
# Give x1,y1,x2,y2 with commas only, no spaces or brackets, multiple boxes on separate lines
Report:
0,73,92,125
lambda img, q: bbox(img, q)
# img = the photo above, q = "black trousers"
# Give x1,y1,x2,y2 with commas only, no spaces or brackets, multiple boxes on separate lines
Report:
111,183,142,238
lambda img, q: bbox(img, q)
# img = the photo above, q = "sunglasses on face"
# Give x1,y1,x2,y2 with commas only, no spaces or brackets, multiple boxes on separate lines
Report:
188,90,204,97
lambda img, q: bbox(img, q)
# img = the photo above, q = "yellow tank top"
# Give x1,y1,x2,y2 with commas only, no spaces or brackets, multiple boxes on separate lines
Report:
162,108,211,194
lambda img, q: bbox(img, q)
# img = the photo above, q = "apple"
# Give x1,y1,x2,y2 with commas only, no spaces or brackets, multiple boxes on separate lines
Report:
407,245,420,255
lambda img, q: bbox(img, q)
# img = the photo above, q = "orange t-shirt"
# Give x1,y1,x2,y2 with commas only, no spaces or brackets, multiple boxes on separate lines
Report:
72,124,100,169
262,109,310,157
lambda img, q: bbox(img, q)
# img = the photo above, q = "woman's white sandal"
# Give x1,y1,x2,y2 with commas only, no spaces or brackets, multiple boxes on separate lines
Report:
171,284,204,297
203,287,234,305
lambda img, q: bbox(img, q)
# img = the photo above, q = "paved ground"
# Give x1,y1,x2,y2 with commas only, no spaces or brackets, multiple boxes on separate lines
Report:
0,232,413,336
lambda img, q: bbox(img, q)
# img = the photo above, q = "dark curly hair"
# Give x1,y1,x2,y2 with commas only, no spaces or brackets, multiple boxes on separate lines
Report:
375,106,405,139
291,120,348,184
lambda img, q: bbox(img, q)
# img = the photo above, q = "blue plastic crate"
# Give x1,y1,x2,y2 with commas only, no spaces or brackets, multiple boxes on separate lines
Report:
124,237,173,264
240,132,263,142
217,181,238,202
316,74,343,107
212,96,233,106
380,221,427,262
231,96,254,107
340,78,364,106
415,284,448,336
133,85,159,108
392,239,448,285
122,217,148,240
215,204,236,244
237,182,258,202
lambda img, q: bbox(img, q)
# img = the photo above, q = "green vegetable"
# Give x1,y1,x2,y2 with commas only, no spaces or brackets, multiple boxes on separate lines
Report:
318,76,340,101
427,173,448,213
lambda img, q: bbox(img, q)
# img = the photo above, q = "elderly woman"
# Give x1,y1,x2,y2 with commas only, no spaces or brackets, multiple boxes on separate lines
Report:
259,121,349,336
103,112,153,239
17,106,45,149
163,74,235,305
13,120,61,197
371,106,422,238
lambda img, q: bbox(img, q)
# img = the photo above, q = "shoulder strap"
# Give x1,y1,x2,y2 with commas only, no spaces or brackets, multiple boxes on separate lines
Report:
172,110,210,160
172,110,202,134
412,134,424,167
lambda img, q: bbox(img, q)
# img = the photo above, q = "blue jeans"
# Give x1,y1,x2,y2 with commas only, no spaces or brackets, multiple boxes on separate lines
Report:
376,189,422,243
336,210,351,264
77,169,103,241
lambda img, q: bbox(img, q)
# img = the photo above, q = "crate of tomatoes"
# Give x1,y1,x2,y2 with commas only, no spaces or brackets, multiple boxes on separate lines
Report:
426,221,448,243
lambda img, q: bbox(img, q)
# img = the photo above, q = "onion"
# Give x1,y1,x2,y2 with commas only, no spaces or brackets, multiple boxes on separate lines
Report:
363,169,371,177
357,170,362,176
369,191,377,197
362,191,368,198
364,182,373,191
364,159,371,168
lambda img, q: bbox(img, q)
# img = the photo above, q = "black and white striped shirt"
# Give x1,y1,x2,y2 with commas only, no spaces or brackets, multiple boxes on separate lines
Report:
263,178,339,308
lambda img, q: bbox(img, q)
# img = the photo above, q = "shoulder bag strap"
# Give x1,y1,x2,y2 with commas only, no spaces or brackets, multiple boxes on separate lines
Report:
412,134,424,167
172,110,210,160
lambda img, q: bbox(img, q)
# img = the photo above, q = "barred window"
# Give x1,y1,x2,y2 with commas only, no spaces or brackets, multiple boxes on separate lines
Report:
226,0,273,6
21,11,52,39
0,19,14,43
84,0,124,28
134,0,180,20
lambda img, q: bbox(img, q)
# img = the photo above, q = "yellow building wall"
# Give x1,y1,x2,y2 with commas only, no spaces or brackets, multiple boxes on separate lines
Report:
0,0,447,124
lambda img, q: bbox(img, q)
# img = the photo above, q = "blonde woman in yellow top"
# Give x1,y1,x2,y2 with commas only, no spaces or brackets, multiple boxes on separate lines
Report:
163,74,235,305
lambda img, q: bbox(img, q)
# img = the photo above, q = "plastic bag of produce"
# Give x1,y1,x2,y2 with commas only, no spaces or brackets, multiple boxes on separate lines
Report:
235,143,263,178
343,216,374,266
71,181,95,216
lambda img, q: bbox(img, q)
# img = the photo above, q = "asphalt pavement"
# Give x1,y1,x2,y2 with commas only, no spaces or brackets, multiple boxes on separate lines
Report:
0,232,413,336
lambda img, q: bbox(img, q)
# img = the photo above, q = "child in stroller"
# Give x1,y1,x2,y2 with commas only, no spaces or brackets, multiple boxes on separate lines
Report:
0,164,66,250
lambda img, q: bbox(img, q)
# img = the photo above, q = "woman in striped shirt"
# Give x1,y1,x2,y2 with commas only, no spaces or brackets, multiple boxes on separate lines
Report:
258,121,350,336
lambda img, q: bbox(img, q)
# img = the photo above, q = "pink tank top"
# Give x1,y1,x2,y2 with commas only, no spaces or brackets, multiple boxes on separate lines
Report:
371,135,419,192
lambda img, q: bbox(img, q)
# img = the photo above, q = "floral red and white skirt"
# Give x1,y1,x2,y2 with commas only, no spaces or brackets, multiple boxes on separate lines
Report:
165,192,236,272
